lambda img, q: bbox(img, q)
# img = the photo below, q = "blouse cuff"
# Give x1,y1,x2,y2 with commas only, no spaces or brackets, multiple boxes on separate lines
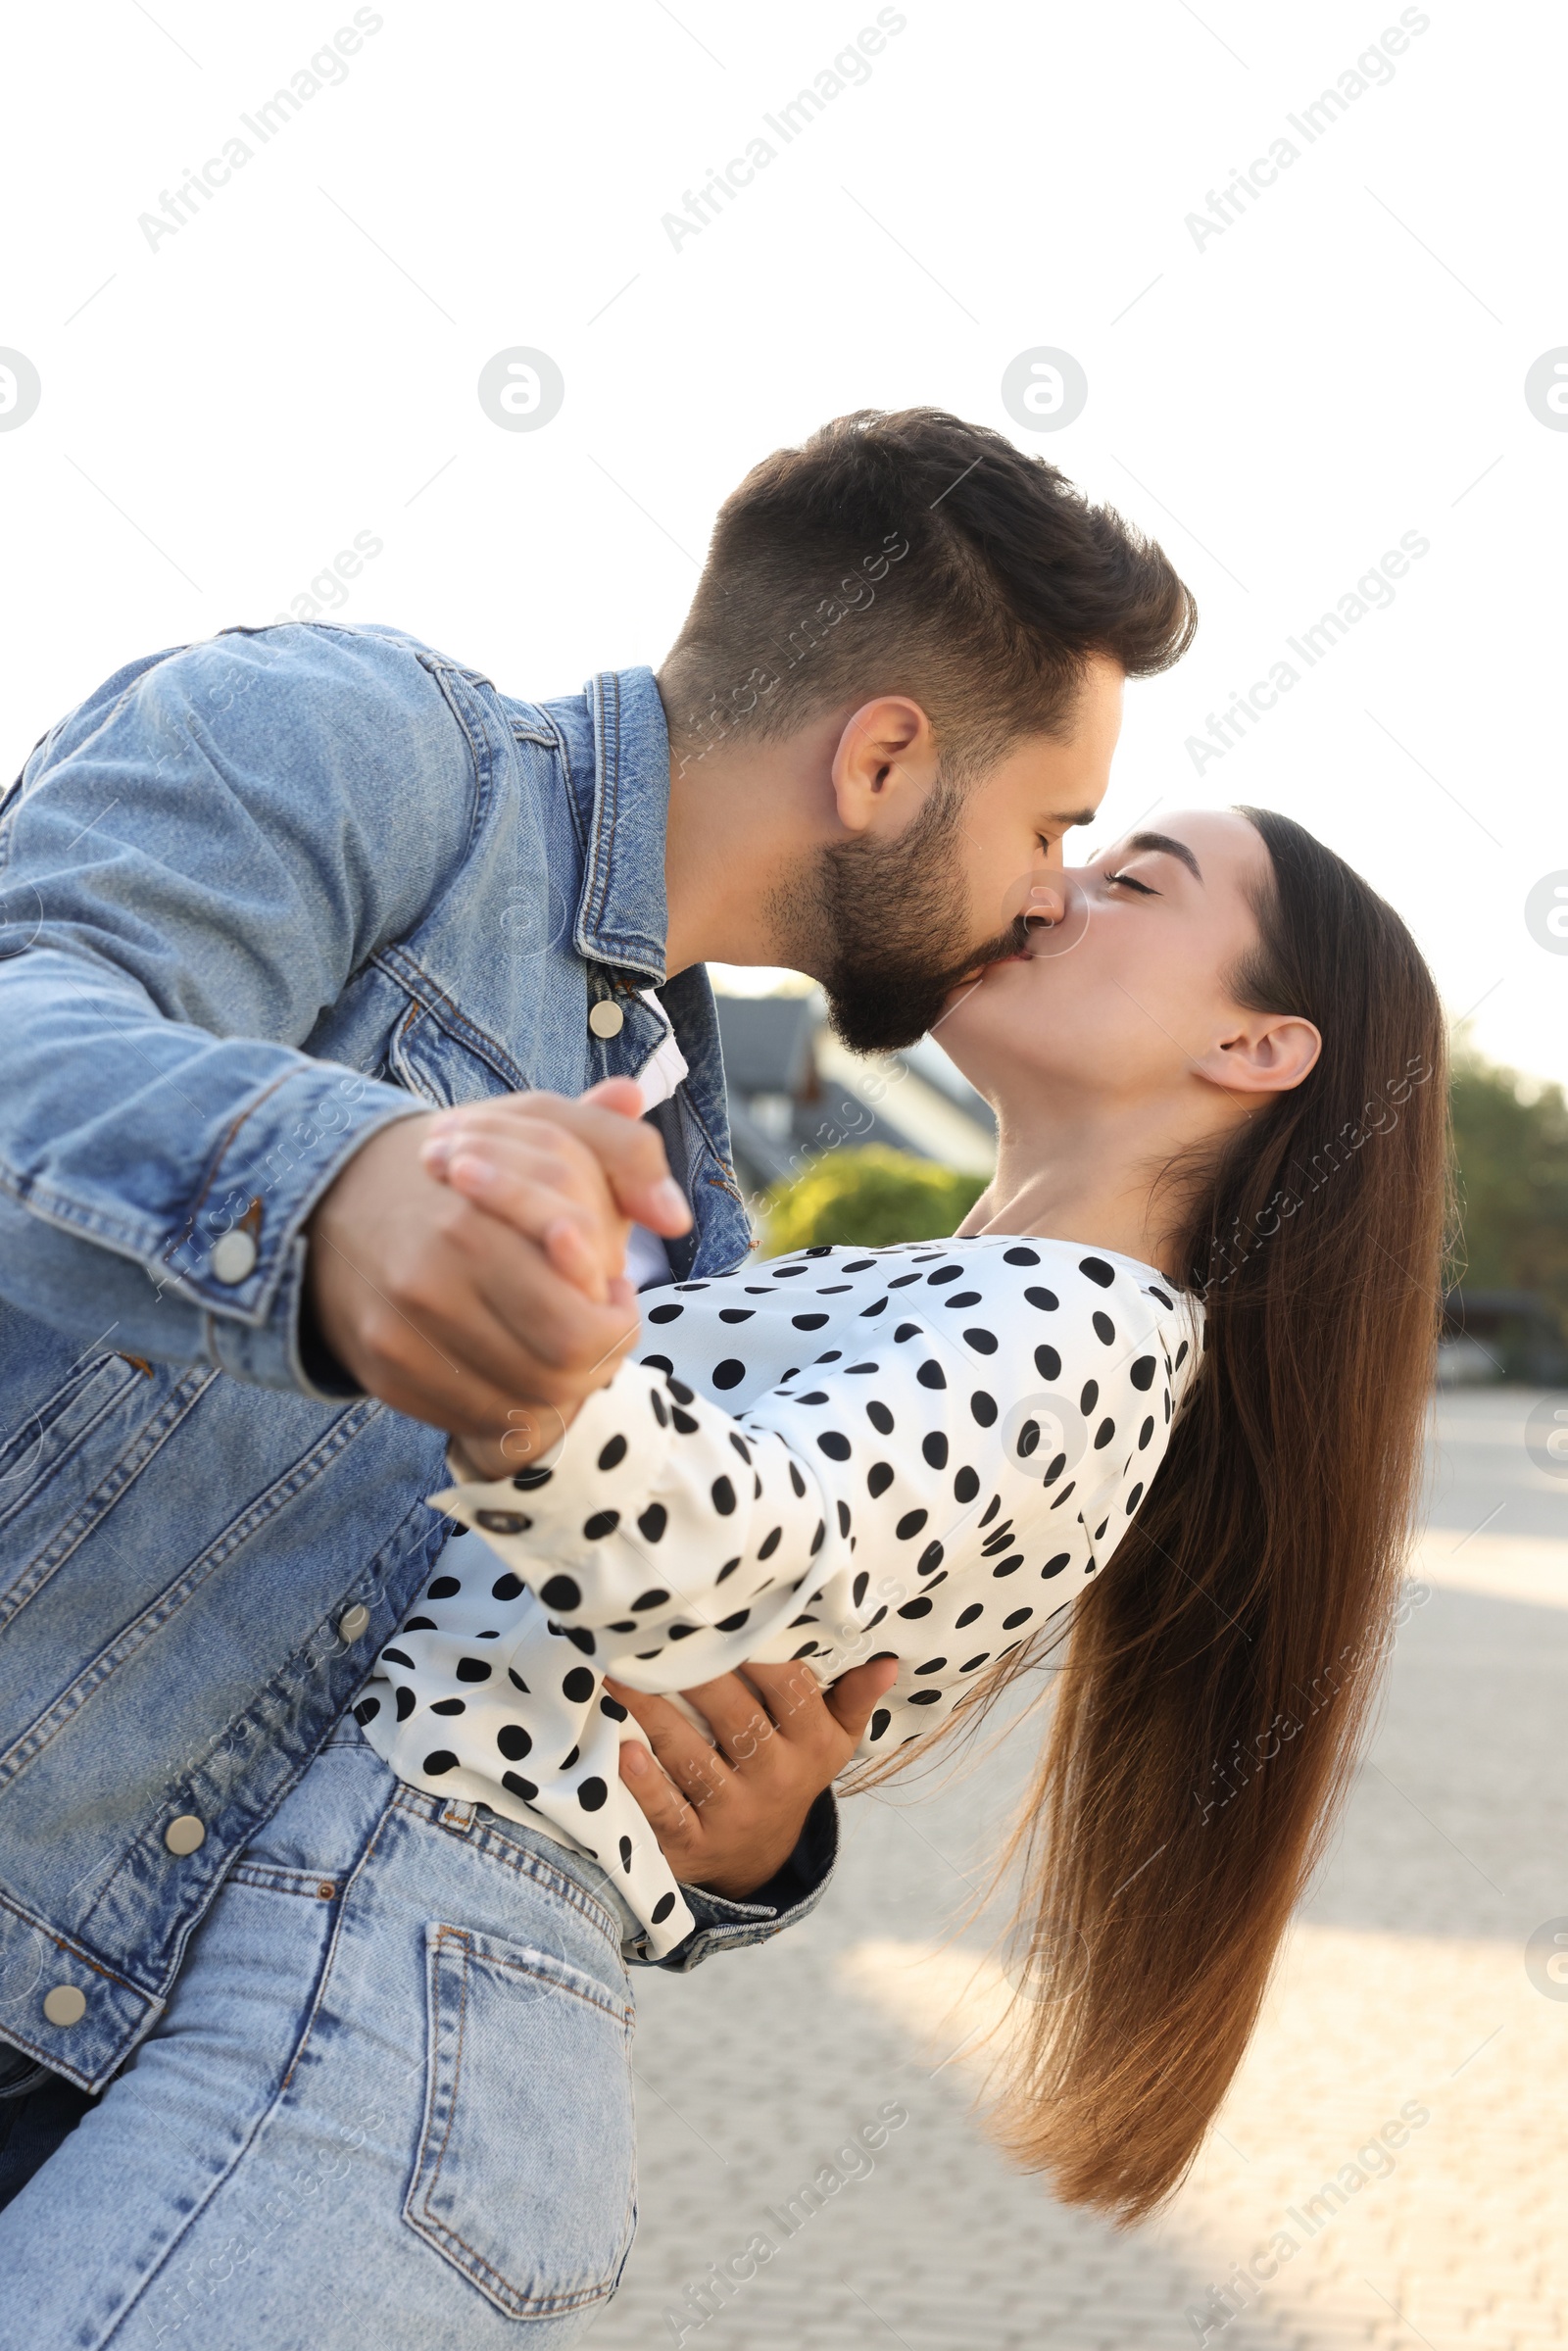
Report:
431,1363,660,1538
634,1788,841,1973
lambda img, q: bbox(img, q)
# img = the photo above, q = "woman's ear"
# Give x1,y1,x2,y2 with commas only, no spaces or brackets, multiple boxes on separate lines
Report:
1196,1013,1322,1098
829,697,936,836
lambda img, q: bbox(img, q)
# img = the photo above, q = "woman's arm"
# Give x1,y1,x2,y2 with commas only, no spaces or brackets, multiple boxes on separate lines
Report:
432,1248,1186,1688
436,1350,866,1666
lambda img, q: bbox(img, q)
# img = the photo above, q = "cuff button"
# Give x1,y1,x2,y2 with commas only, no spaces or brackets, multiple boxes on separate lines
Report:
211,1230,259,1285
338,1604,370,1642
42,1984,87,2029
165,1815,206,1856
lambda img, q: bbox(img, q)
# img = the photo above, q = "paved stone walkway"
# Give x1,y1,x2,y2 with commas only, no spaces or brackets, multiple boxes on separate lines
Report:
585,1396,1568,2351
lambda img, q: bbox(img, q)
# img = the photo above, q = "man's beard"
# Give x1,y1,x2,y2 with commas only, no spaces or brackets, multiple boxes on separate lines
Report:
794,778,1030,1053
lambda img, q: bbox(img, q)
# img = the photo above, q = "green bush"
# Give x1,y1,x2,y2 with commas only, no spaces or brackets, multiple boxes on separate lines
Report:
1450,1042,1568,1335
761,1146,989,1255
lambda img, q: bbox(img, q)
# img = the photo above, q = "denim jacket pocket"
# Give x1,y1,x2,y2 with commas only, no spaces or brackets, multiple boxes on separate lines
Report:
403,1921,636,2321
0,1347,144,1491
379,951,532,1109
0,1351,168,1592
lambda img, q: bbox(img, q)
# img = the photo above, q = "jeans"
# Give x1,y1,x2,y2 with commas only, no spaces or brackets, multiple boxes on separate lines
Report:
0,1717,644,2349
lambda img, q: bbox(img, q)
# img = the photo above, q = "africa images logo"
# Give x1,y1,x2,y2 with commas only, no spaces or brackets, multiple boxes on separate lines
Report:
1524,350,1568,429
476,349,565,432
0,350,40,431
1524,873,1568,957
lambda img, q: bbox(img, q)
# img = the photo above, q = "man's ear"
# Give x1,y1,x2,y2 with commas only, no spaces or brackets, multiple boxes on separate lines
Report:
829,698,937,836
1195,1013,1322,1097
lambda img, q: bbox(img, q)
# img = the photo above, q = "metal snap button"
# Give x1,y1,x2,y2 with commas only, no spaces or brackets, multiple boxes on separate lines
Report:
42,1984,86,2029
338,1604,370,1642
211,1229,259,1284
165,1815,206,1856
588,999,624,1039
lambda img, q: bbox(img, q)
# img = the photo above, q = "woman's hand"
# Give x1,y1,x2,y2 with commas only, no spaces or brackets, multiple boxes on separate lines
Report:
606,1655,900,1900
420,1085,641,1306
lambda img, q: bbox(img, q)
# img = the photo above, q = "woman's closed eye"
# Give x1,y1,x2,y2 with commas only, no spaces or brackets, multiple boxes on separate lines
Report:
1104,866,1160,897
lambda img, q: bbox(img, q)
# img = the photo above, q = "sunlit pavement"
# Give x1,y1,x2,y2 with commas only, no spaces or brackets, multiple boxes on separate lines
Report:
586,1390,1568,2351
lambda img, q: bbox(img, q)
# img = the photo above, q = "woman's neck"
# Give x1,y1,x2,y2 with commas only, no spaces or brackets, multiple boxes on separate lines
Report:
958,1094,1200,1278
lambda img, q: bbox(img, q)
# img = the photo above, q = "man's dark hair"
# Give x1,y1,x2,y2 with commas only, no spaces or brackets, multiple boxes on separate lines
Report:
660,407,1197,778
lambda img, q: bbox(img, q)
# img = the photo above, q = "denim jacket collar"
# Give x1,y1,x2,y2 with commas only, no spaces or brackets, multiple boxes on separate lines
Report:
573,667,670,983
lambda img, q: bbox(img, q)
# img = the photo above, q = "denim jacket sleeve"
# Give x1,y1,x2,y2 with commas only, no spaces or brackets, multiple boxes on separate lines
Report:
0,626,473,1393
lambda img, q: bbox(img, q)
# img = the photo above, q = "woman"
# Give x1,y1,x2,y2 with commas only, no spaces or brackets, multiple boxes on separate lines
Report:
0,807,1446,2337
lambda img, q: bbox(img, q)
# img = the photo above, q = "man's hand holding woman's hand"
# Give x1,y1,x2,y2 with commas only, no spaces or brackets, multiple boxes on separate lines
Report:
421,1077,648,1310
305,1078,673,1476
416,1079,651,1477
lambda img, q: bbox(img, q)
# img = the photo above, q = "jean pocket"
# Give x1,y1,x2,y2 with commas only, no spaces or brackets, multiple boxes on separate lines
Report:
403,1921,636,2321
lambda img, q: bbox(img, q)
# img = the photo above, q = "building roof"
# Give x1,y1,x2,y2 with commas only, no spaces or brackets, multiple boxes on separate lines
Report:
712,995,816,1096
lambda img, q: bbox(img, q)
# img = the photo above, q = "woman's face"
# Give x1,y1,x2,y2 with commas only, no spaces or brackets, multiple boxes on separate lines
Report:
936,808,1282,1118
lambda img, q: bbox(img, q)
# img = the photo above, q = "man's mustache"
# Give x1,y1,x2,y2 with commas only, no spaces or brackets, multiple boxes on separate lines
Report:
938,911,1033,995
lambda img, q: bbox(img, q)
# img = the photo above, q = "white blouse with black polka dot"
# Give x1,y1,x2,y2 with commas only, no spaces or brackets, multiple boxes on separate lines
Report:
356,1235,1203,1957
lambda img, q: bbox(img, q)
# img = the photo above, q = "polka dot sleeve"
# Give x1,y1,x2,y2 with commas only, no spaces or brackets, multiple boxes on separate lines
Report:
430,1359,855,1663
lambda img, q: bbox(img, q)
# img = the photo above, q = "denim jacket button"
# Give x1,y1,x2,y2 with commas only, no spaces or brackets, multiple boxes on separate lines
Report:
42,1984,87,2028
211,1229,258,1284
164,1815,206,1856
588,999,624,1038
338,1603,370,1642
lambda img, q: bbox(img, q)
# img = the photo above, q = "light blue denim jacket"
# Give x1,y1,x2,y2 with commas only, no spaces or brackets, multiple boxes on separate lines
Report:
0,622,835,2093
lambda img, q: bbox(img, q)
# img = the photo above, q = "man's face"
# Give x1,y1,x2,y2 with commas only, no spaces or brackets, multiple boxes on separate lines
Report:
814,656,1124,1052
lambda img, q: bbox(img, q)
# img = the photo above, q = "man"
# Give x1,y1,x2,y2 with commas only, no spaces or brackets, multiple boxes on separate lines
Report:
0,408,1193,2207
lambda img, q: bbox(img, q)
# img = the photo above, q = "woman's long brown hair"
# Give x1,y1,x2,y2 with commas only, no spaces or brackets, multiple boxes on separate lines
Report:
861,808,1450,2223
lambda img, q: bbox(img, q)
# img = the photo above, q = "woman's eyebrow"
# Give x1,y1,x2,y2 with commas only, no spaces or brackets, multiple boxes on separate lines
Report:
1127,829,1203,883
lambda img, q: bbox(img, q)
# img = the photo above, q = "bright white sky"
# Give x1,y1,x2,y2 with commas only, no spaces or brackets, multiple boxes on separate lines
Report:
2,1,1563,1082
